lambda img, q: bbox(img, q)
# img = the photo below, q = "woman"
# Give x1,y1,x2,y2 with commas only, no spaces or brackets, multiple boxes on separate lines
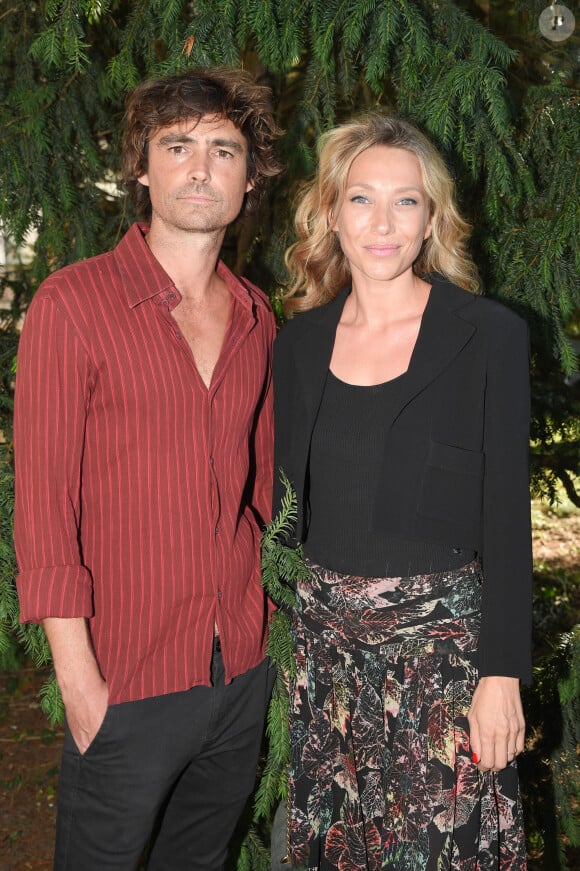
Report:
273,114,531,869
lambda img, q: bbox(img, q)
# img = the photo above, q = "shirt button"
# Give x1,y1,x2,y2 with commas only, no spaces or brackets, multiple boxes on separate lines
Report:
217,590,222,599
214,524,219,536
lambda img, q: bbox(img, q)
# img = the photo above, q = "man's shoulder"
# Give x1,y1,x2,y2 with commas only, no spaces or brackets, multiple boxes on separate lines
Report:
34,250,118,306
32,224,147,310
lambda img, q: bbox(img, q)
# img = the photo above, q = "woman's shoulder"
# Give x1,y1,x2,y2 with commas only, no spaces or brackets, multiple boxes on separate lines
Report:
275,289,348,346
467,297,530,356
432,275,529,338
276,307,317,340
471,293,527,329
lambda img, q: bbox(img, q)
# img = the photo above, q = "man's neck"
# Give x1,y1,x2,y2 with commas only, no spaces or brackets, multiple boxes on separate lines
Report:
145,222,226,301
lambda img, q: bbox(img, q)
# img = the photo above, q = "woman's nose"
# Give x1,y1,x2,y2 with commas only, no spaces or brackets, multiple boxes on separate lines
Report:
373,207,393,234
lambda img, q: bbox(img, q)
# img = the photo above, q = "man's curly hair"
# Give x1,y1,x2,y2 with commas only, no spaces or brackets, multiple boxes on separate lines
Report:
122,67,282,221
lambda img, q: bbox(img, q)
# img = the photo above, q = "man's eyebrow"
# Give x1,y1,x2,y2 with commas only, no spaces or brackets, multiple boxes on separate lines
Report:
211,138,245,153
155,133,191,146
155,133,244,153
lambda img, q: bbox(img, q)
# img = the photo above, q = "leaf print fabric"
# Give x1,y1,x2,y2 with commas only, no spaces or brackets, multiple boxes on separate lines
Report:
288,560,527,870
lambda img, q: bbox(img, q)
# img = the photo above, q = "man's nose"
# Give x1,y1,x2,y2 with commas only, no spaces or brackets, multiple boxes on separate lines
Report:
188,153,210,182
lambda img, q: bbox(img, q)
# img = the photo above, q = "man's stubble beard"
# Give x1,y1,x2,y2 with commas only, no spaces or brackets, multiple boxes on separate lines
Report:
158,191,243,236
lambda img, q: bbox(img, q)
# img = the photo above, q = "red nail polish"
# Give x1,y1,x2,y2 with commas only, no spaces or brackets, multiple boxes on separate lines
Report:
471,752,479,764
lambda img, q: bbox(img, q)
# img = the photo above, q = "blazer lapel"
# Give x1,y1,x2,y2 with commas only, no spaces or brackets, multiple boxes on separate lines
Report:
292,289,349,424
285,290,348,537
388,277,477,425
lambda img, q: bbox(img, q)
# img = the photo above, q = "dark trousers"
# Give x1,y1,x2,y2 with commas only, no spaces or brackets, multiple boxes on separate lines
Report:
54,645,274,870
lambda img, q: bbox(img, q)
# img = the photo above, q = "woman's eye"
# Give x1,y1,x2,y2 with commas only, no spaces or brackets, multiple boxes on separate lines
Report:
397,197,418,206
350,194,369,204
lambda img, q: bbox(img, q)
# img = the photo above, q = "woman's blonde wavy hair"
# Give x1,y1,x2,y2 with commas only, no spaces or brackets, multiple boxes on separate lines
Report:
284,113,479,314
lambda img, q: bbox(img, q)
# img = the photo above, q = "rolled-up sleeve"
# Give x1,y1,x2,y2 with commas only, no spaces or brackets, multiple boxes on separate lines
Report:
14,294,95,622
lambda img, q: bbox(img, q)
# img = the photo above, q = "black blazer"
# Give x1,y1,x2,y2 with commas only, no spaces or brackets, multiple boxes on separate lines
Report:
273,275,533,682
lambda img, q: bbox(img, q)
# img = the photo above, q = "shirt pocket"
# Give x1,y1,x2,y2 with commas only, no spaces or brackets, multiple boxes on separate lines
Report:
418,440,485,533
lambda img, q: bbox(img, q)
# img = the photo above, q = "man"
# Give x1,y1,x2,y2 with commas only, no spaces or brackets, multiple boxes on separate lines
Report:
14,67,281,870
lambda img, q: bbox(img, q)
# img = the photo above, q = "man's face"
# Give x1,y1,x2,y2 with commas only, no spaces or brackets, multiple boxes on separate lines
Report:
138,115,253,235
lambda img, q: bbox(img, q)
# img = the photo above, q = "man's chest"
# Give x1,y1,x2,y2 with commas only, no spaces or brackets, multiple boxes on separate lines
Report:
170,298,230,389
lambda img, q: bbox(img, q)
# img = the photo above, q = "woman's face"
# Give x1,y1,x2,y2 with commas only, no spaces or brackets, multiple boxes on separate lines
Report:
331,145,432,287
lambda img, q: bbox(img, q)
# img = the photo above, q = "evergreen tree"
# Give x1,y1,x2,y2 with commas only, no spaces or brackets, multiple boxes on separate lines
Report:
1,0,578,865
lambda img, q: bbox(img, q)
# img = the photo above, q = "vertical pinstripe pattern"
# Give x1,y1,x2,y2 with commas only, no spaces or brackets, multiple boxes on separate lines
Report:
14,224,275,705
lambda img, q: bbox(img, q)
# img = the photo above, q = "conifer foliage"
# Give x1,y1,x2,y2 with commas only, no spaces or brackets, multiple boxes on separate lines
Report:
242,474,309,869
0,0,578,865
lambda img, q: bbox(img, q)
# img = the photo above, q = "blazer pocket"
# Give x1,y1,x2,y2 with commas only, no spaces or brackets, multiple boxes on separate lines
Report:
418,440,484,532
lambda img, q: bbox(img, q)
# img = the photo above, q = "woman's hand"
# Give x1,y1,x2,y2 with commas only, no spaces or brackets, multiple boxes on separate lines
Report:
467,676,525,772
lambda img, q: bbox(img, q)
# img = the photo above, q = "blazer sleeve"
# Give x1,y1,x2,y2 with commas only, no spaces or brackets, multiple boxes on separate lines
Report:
478,313,533,683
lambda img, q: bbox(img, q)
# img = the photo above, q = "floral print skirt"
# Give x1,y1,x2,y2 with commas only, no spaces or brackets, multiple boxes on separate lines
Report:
288,560,527,870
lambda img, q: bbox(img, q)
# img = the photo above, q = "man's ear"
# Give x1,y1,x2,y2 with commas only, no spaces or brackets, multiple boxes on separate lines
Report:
137,172,150,187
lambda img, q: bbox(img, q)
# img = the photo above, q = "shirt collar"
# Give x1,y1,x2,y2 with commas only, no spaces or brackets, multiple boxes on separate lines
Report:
114,223,266,313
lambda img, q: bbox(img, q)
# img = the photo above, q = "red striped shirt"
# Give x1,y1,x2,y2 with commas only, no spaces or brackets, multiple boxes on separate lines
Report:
14,223,275,704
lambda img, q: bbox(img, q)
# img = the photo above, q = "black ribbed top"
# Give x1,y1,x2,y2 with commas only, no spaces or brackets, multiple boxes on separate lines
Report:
304,370,474,577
